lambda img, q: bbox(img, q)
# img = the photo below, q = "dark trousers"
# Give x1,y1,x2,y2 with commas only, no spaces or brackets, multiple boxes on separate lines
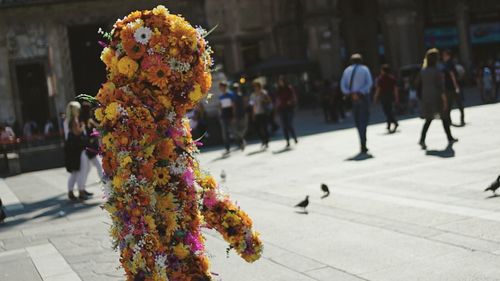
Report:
279,107,297,143
352,97,370,151
447,90,465,124
419,117,454,143
220,118,232,151
381,99,398,129
254,114,269,145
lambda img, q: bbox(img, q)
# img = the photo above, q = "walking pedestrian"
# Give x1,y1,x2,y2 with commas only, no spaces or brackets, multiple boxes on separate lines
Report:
250,80,272,149
218,81,235,154
63,101,93,201
232,83,248,150
478,59,496,104
374,64,399,133
442,50,465,126
276,76,298,148
416,48,458,150
340,53,373,154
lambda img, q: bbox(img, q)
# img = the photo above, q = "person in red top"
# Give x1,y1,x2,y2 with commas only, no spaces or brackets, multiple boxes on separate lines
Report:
374,64,400,133
275,76,298,148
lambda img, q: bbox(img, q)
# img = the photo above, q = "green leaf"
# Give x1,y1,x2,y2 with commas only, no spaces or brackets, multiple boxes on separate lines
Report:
202,24,219,38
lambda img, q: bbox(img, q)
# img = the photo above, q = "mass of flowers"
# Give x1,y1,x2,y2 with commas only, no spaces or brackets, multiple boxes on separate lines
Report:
93,5,262,280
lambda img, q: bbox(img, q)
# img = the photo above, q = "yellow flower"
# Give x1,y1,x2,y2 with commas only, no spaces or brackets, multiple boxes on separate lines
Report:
102,133,114,149
102,81,116,92
154,167,170,185
120,155,132,168
144,215,156,229
112,175,124,189
117,56,139,78
157,192,177,211
131,252,145,273
144,145,155,158
108,56,119,78
100,47,116,67
104,102,120,121
94,108,104,122
165,211,179,237
173,243,189,259
169,47,179,57
152,5,169,16
188,84,203,102
157,96,172,109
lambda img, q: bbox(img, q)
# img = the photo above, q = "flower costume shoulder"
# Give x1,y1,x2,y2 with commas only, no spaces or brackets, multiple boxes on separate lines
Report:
94,6,262,280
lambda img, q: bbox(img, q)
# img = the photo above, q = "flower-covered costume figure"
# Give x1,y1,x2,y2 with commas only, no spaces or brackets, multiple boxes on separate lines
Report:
94,6,262,281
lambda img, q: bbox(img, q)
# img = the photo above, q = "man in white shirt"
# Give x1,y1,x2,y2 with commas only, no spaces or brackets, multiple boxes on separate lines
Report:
341,53,373,154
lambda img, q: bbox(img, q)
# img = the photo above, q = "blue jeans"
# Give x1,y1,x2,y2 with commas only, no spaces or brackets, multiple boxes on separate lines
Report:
352,96,370,151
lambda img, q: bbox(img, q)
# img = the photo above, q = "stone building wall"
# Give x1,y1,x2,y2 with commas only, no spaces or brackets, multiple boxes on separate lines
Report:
0,0,205,126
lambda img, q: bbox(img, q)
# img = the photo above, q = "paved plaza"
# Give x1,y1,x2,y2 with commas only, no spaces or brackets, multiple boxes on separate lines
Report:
1,100,500,281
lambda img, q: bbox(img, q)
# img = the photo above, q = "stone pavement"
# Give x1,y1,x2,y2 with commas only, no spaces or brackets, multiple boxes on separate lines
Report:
1,100,500,281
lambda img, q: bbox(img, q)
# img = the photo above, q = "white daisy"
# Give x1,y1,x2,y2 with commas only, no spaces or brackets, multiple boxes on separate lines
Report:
134,26,153,45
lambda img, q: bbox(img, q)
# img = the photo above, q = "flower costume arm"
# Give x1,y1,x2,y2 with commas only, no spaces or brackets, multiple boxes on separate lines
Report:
197,174,263,262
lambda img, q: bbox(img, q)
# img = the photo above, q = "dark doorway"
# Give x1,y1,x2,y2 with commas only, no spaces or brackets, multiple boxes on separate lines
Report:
67,24,106,97
15,62,50,129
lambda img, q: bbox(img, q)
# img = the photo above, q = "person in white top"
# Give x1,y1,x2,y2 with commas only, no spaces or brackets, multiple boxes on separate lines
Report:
63,101,93,201
340,53,373,154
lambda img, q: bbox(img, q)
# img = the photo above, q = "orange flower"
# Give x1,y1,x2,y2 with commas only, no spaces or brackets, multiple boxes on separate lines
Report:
140,160,154,180
147,64,171,89
123,39,146,60
156,139,175,160
102,151,118,175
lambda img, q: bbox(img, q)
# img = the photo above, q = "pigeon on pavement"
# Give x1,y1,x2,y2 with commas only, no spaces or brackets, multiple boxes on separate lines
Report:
220,170,227,182
295,195,309,211
321,183,330,199
484,175,500,194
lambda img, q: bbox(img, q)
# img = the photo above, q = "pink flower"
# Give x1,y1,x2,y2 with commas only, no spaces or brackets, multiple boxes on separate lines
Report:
90,128,100,137
203,190,218,208
182,168,195,187
185,232,204,252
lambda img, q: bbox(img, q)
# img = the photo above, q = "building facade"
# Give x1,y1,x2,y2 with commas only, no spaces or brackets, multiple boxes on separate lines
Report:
1,0,500,130
206,0,500,79
0,0,205,132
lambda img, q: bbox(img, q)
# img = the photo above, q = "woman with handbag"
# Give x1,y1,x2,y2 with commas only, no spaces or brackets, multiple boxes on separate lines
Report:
416,48,458,150
63,101,93,201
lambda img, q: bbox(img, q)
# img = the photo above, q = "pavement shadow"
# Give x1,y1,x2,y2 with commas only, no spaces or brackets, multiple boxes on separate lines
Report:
210,153,231,163
0,194,100,228
426,143,455,158
272,147,292,155
345,153,374,161
246,149,268,156
294,210,309,215
485,194,500,200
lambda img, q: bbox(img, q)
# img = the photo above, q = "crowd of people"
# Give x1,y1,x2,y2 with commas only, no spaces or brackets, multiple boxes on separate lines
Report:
1,47,499,209
338,49,480,155
200,75,300,155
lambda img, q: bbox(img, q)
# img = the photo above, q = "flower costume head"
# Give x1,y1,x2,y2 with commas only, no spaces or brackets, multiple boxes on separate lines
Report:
94,6,262,280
